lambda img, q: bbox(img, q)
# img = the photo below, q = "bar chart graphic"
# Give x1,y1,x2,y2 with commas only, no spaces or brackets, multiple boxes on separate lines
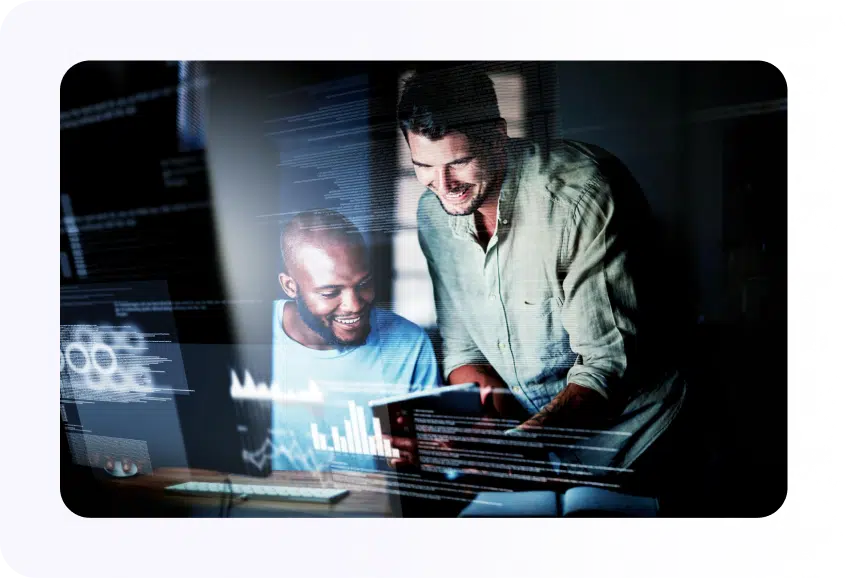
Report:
310,400,400,459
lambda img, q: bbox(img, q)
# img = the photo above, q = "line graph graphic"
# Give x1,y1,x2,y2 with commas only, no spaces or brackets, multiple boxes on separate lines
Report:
230,371,324,404
242,429,324,473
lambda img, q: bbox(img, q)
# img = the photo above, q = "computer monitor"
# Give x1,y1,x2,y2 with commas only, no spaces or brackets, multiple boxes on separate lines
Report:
60,61,265,485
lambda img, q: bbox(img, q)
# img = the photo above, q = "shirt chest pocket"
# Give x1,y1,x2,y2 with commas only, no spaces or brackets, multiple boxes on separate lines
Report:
513,293,572,367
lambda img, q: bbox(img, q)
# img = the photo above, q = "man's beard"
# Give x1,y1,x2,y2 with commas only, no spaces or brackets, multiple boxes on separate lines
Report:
434,185,489,217
295,295,369,347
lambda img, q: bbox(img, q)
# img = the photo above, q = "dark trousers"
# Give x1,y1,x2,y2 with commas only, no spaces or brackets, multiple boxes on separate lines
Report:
621,393,723,516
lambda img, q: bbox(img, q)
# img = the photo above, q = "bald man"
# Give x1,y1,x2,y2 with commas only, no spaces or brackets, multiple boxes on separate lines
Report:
270,209,440,472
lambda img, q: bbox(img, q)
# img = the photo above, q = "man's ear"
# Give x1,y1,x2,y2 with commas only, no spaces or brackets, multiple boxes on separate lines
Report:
494,118,508,146
477,119,508,155
279,272,297,299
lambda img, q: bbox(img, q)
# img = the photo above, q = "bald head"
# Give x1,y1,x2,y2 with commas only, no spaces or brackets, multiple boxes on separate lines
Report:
280,209,366,276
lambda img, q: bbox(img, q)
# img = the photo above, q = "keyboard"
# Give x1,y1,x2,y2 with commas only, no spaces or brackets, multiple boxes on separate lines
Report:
165,481,350,504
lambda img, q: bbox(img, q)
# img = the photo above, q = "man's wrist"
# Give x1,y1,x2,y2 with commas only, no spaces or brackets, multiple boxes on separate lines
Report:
531,383,608,428
448,364,504,387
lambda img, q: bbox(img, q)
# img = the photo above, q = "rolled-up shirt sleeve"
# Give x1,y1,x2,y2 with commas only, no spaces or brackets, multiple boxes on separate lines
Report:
560,174,639,399
417,204,488,380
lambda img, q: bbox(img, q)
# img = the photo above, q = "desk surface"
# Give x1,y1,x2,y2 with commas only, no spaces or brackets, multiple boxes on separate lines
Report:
102,468,399,517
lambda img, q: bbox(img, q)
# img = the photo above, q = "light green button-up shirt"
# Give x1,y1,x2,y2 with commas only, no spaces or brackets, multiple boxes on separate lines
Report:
417,138,686,469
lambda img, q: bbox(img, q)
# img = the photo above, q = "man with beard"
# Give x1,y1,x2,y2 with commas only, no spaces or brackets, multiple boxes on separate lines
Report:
269,209,439,472
394,67,690,496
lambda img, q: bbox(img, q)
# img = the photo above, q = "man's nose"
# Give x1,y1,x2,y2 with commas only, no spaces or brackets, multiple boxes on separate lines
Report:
341,289,365,313
436,167,454,193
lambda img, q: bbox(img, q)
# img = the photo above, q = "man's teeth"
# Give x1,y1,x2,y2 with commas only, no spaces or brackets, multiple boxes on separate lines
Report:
446,187,469,198
335,317,361,325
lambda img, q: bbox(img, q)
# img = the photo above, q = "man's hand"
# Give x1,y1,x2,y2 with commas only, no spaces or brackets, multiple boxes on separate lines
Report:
385,365,526,469
384,414,456,468
448,364,527,421
509,383,609,434
384,413,417,468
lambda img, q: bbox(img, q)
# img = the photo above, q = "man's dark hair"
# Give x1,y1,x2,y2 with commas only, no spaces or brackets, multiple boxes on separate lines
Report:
397,67,504,145
280,209,365,275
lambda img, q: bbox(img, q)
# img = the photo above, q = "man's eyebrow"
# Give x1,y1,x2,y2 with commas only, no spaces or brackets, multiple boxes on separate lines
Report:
411,156,474,168
313,274,372,292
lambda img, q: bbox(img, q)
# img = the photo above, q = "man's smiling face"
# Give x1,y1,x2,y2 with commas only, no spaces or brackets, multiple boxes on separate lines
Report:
282,239,375,347
408,130,502,216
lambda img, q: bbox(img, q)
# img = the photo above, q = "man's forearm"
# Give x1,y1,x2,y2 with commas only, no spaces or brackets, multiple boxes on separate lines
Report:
520,382,609,430
449,364,530,420
448,364,505,387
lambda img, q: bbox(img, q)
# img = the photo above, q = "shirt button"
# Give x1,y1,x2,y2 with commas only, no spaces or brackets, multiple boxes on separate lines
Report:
498,342,506,350
489,294,496,300
511,386,521,394
500,218,509,225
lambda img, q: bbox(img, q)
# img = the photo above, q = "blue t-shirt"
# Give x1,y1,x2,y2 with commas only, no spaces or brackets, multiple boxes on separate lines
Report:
269,300,440,472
